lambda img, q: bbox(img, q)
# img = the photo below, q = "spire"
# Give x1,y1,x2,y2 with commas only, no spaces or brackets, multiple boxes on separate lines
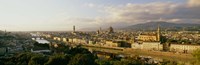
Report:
99,27,102,34
97,30,100,34
159,18,163,22
73,25,75,32
157,24,160,41
4,29,7,35
100,27,102,31
109,26,114,33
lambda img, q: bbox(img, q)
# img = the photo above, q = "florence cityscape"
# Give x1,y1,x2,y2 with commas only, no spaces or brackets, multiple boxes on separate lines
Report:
0,0,200,65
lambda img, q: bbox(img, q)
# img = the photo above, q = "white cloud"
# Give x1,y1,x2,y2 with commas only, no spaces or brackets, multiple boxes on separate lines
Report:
188,0,200,7
102,2,180,24
69,1,200,30
84,3,95,8
95,1,200,26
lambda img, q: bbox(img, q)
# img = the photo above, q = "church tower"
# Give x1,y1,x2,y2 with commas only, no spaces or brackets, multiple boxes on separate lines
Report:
157,24,160,42
73,25,75,32
109,26,114,33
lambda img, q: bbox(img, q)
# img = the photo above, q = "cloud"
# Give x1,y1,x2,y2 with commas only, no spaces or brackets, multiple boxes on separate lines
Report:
84,3,95,8
96,1,200,26
104,2,179,23
69,1,200,30
188,0,200,7
66,17,95,23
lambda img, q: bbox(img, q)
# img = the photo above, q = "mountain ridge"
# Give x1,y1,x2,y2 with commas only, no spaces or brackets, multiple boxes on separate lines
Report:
123,21,200,31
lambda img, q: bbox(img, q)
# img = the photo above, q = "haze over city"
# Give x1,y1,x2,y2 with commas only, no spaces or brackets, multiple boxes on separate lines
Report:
0,0,200,31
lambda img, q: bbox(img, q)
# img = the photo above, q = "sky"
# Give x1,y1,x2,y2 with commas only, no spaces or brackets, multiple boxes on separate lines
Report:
0,0,199,31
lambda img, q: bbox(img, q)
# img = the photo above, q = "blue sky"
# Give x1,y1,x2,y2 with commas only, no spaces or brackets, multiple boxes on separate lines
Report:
0,0,199,31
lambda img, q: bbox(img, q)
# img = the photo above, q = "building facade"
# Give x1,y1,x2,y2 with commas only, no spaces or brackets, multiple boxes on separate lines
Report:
137,25,160,42
132,42,162,51
170,44,200,53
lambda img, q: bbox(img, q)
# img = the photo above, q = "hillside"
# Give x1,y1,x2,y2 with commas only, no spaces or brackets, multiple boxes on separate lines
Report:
123,22,200,31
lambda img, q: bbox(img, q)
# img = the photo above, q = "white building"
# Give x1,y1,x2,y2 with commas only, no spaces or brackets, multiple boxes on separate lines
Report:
35,39,50,44
132,42,162,51
170,44,200,53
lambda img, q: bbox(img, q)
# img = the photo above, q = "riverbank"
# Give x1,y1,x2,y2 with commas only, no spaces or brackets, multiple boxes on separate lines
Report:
83,45,195,63
124,48,194,62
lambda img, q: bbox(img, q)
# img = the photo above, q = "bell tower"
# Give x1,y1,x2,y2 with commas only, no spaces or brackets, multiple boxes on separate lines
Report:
73,25,75,32
157,24,160,42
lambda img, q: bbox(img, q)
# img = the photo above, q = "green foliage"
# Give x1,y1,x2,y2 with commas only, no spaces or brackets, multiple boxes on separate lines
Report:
68,54,97,65
0,60,4,65
95,55,147,65
0,32,32,47
67,47,97,65
15,53,34,65
0,45,184,65
161,59,178,65
68,46,92,55
167,39,178,43
33,42,50,50
3,57,16,65
95,59,111,65
105,59,145,65
45,54,70,65
0,35,16,40
1,53,48,65
53,44,69,53
192,49,200,62
160,36,167,44
28,54,48,65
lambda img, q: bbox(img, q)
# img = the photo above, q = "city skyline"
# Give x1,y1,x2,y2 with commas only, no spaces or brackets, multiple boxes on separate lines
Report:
0,0,200,31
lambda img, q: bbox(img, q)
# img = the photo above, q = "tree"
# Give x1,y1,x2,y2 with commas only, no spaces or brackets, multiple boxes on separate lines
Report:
28,54,48,65
15,53,34,65
68,54,97,65
95,59,111,65
68,46,92,55
53,44,69,53
44,54,70,65
160,36,167,44
192,49,200,64
161,59,178,65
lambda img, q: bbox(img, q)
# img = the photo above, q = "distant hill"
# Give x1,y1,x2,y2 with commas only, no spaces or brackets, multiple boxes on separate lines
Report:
123,22,200,31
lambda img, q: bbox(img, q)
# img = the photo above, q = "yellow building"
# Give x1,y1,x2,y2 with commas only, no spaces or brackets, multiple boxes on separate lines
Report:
89,41,94,45
105,41,121,47
53,37,58,40
63,38,67,42
45,34,51,38
57,37,61,41
68,38,73,43
138,35,157,42
137,25,160,42
80,39,87,44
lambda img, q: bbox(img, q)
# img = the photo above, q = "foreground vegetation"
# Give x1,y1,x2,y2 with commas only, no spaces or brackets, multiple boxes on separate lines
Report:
0,45,193,65
0,46,97,65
